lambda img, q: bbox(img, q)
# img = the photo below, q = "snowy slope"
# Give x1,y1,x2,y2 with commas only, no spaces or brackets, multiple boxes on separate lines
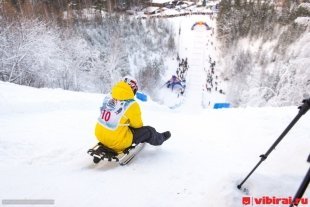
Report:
0,81,309,207
179,17,207,110
160,14,226,110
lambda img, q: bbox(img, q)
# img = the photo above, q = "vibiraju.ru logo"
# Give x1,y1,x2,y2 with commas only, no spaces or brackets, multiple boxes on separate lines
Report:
242,196,309,206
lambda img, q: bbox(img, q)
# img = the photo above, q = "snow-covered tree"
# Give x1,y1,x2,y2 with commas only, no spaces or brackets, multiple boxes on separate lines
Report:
217,0,310,106
0,11,175,94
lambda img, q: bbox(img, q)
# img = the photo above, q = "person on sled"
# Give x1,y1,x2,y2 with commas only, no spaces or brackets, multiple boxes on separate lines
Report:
94,76,171,153
165,75,182,91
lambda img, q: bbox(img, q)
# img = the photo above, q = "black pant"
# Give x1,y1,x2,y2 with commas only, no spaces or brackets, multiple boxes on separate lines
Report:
130,126,165,146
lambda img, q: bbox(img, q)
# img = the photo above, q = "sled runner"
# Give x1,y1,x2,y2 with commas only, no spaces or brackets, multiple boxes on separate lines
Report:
87,142,145,165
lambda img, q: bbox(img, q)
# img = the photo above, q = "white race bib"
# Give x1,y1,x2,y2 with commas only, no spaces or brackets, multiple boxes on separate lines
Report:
98,95,134,130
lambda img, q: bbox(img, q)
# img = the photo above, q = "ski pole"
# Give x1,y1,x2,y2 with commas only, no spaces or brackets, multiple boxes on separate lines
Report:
237,98,310,190
160,82,168,89
289,154,310,207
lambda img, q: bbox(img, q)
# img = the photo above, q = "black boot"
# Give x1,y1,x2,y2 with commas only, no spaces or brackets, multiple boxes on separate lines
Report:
162,131,171,141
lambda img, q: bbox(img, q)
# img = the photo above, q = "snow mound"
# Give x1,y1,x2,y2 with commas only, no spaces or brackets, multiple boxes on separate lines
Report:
295,17,310,26
0,81,102,114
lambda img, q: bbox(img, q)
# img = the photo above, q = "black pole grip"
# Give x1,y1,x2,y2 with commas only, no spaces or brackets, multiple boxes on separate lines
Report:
298,98,310,115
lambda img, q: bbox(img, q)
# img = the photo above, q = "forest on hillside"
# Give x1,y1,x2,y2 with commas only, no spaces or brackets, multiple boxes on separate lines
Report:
1,0,310,106
0,0,146,19
0,0,176,94
216,0,310,106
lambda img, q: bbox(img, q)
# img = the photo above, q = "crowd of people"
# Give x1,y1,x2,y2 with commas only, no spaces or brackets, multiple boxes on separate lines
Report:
176,56,189,80
205,56,225,95
164,52,225,99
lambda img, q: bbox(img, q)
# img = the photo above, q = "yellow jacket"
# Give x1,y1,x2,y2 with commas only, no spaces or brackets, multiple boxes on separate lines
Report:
95,81,143,153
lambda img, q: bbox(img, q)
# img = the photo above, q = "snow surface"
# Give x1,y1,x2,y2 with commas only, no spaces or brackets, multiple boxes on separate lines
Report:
295,17,310,26
1,4,310,206
0,81,309,207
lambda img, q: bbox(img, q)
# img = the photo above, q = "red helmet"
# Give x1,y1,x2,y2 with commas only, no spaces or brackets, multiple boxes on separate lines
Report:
122,75,138,95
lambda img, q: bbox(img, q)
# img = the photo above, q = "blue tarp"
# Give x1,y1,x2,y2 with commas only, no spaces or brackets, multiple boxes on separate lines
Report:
136,92,148,102
213,103,230,109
